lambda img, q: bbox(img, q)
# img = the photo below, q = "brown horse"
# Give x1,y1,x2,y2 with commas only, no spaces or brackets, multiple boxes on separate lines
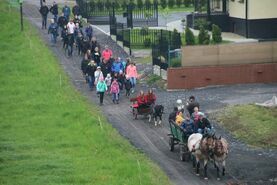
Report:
213,136,229,180
188,133,216,179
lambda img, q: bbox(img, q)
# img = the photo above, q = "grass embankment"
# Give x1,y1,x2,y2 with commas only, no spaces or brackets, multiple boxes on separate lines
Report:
216,105,277,149
0,2,171,185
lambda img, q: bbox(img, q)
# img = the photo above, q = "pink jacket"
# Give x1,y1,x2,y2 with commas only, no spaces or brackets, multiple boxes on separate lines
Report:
110,81,120,94
126,65,137,78
102,49,113,61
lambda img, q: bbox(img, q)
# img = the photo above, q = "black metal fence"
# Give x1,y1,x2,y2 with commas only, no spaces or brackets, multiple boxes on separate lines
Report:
77,0,158,27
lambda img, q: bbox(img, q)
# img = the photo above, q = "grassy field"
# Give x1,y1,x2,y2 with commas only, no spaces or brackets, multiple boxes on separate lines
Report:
0,1,171,185
216,105,277,149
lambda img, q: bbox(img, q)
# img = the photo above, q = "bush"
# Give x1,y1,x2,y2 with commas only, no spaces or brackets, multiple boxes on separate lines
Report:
105,0,112,9
170,58,181,67
195,18,209,30
114,1,120,9
144,37,152,47
137,0,144,8
212,24,222,43
160,0,168,9
140,27,149,36
183,0,191,7
172,29,181,48
176,0,182,7
185,26,195,45
122,0,128,10
198,26,210,45
168,0,175,8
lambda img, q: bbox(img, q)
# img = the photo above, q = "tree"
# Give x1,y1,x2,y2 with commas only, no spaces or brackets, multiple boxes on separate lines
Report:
212,24,222,43
114,1,120,9
122,0,128,10
160,0,167,9
198,26,210,45
97,0,104,10
129,0,136,7
168,0,175,8
185,26,195,45
145,0,152,7
137,0,144,8
183,0,191,7
105,0,112,9
176,0,182,7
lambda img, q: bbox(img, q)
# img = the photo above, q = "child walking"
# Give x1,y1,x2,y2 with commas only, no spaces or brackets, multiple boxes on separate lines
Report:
96,77,107,105
110,78,120,104
105,73,112,94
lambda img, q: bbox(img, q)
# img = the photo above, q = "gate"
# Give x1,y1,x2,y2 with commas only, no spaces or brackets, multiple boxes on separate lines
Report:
126,3,158,28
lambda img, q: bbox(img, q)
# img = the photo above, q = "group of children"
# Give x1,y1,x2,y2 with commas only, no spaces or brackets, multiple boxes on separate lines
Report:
169,96,212,135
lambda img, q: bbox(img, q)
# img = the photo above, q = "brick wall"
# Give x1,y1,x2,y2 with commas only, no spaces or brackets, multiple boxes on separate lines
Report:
167,63,277,89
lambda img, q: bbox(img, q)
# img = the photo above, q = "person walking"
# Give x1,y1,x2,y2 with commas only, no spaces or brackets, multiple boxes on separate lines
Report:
62,4,71,21
94,66,104,87
125,77,132,97
72,3,80,16
86,60,97,91
39,3,49,29
66,20,75,56
85,25,93,41
126,61,138,93
102,45,113,62
96,77,108,105
105,73,112,93
58,13,68,31
49,1,58,23
110,78,120,104
48,19,58,44
92,47,101,66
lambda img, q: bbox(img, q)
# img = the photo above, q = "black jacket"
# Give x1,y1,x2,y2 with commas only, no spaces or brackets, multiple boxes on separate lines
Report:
39,5,49,16
100,62,112,78
50,4,58,15
92,52,101,66
72,5,80,16
81,59,89,74
86,64,97,76
58,16,68,27
196,118,211,130
187,101,200,115
91,41,100,52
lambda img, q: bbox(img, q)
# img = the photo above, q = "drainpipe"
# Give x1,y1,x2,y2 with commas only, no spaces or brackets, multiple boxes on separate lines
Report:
245,0,249,38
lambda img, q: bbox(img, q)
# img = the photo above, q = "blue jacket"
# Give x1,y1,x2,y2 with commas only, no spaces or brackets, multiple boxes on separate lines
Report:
62,6,71,17
112,62,123,73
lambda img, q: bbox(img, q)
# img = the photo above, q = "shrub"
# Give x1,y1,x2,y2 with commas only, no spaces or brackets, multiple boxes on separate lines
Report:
185,26,195,45
170,58,181,67
160,0,167,9
122,0,128,10
172,29,181,48
137,0,144,8
198,26,210,45
114,1,120,9
176,0,182,7
168,0,175,8
195,18,209,30
144,37,152,47
212,24,222,43
140,27,149,35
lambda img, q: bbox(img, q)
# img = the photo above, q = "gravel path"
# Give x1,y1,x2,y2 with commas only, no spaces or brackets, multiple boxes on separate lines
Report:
22,1,277,185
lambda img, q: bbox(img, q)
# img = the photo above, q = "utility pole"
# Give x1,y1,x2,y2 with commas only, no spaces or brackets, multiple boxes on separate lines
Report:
19,0,23,31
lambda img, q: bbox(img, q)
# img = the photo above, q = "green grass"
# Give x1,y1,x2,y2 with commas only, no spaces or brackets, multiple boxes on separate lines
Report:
216,105,277,149
0,1,171,185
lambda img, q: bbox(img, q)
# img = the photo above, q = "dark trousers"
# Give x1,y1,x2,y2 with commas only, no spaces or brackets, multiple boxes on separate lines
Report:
42,15,47,29
99,92,104,104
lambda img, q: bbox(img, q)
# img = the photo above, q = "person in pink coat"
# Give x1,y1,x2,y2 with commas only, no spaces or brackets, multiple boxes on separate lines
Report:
110,78,120,104
101,45,113,62
126,61,138,93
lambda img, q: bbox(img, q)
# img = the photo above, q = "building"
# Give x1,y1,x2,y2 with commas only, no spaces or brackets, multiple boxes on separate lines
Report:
187,0,277,39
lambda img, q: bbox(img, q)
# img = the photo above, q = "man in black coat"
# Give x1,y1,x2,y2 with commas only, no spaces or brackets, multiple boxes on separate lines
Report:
39,3,49,29
186,96,200,116
49,1,58,23
72,4,80,16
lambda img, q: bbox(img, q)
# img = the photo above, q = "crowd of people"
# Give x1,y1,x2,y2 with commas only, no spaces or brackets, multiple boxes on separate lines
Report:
169,96,213,135
39,1,142,106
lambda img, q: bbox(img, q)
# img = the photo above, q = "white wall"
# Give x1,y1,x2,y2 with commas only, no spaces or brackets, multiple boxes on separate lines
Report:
228,0,246,19
248,0,277,20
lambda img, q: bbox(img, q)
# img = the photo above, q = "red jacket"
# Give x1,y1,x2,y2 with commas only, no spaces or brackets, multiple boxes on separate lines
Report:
145,93,156,104
137,95,146,106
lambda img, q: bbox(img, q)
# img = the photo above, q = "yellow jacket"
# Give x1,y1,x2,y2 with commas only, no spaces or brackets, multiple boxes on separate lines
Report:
175,112,184,126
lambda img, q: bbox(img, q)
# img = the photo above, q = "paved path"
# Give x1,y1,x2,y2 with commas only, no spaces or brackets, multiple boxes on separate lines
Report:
22,1,277,185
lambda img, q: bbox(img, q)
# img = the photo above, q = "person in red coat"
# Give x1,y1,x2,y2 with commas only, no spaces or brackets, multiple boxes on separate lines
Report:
130,90,147,109
145,89,156,105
